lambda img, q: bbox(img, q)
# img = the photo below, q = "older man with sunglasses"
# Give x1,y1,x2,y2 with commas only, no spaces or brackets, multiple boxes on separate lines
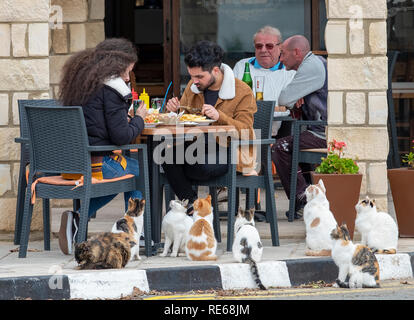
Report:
233,25,295,137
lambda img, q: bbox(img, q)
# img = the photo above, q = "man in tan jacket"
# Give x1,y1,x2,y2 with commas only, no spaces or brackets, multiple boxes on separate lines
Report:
164,40,257,208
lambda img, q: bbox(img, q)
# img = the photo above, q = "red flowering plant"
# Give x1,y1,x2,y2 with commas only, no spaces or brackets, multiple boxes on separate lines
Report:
402,140,414,169
315,139,359,174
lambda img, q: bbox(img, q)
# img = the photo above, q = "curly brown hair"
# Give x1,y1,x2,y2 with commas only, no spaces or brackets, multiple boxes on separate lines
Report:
58,38,138,106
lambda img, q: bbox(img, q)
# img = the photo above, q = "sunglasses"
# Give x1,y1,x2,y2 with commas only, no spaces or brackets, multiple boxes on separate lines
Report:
254,42,281,50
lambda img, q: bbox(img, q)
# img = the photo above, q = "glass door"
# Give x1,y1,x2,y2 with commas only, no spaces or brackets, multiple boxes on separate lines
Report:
177,0,327,94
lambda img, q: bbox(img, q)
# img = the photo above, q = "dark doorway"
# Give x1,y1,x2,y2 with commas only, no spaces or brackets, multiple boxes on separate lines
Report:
104,0,175,98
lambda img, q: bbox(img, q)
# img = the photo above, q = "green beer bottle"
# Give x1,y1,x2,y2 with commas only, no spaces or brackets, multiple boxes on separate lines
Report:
242,62,253,89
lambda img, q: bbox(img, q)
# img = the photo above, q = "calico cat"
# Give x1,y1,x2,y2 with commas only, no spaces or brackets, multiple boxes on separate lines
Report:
232,207,265,290
355,197,398,254
303,179,337,256
160,199,194,257
331,224,380,288
185,195,218,261
74,198,145,269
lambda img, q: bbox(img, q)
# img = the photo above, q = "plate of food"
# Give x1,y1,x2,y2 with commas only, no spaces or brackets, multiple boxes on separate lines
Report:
144,113,163,127
179,114,216,125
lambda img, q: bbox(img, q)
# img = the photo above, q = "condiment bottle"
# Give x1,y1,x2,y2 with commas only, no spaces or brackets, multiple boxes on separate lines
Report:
139,88,150,109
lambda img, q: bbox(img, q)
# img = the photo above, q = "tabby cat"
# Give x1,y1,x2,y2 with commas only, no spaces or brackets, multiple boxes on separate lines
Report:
185,195,217,261
74,198,145,269
233,207,265,290
331,224,380,288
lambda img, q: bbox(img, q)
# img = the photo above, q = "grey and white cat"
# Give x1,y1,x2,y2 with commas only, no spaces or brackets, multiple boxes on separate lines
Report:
232,208,265,290
331,224,380,288
160,199,193,257
355,197,398,254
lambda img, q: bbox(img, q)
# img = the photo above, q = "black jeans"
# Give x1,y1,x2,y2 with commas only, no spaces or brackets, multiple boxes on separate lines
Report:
162,142,228,203
271,130,326,203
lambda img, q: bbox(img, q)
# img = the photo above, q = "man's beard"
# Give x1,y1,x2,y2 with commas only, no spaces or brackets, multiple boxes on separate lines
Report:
196,74,216,91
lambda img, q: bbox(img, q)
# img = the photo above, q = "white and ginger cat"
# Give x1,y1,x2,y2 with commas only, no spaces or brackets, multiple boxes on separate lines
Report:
160,199,193,257
331,224,380,288
355,197,398,254
233,208,266,290
185,195,217,261
303,179,337,256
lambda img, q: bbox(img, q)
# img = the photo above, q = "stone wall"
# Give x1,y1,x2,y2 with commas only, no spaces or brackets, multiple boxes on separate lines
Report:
325,0,389,210
0,0,105,232
0,0,50,231
49,0,105,98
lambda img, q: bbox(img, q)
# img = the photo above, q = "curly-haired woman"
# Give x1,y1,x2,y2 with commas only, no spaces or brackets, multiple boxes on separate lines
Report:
57,38,147,255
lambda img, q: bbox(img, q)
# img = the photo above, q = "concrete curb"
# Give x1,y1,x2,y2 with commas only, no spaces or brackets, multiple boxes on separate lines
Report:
1,253,413,300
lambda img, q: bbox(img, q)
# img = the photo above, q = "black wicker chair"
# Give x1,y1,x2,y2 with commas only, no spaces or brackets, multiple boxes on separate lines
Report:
18,105,152,258
14,99,61,245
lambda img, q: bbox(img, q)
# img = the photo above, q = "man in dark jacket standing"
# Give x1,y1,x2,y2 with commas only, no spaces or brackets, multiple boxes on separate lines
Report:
271,35,327,219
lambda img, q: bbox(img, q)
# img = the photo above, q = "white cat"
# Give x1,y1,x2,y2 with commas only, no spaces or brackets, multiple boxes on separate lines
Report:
303,179,337,256
232,207,265,290
160,199,193,257
355,197,398,254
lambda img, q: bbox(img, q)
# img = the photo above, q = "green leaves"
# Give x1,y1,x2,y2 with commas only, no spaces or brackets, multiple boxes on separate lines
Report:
315,153,359,175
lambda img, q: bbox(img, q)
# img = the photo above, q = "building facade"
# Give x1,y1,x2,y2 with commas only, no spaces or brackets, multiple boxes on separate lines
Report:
0,0,389,231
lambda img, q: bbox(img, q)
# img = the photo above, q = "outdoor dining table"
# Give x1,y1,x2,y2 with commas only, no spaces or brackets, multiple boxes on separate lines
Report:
137,123,238,251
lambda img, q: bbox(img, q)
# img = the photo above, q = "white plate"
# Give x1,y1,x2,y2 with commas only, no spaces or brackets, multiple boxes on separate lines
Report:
193,119,217,126
144,121,164,128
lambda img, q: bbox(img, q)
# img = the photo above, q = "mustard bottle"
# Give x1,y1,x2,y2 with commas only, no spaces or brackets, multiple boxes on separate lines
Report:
139,88,150,109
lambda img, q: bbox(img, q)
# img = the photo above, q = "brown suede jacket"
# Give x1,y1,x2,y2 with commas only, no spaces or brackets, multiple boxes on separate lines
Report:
180,63,257,173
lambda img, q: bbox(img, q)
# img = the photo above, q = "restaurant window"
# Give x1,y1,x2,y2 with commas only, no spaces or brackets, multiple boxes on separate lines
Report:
387,0,414,161
179,0,327,91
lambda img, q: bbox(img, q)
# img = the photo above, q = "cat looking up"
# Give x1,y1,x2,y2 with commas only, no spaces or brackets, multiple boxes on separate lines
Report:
160,199,193,257
232,207,265,290
303,179,337,256
185,195,218,261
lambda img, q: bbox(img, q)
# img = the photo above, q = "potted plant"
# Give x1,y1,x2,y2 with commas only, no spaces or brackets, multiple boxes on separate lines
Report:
388,140,414,237
311,139,362,239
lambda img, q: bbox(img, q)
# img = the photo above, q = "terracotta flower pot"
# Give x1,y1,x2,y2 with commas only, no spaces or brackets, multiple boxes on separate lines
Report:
387,168,414,237
311,172,363,239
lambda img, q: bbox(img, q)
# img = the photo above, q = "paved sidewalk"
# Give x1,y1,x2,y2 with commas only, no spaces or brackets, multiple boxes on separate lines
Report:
0,188,413,299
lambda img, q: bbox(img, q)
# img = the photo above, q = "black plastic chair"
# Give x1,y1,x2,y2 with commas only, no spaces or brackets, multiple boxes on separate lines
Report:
387,50,400,169
287,120,327,222
162,100,279,251
18,105,152,258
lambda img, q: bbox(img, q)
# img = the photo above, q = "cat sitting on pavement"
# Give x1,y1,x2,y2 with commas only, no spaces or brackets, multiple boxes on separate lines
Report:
160,199,193,257
303,179,337,256
185,195,218,261
74,198,145,269
232,207,266,290
331,224,380,288
355,197,398,254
